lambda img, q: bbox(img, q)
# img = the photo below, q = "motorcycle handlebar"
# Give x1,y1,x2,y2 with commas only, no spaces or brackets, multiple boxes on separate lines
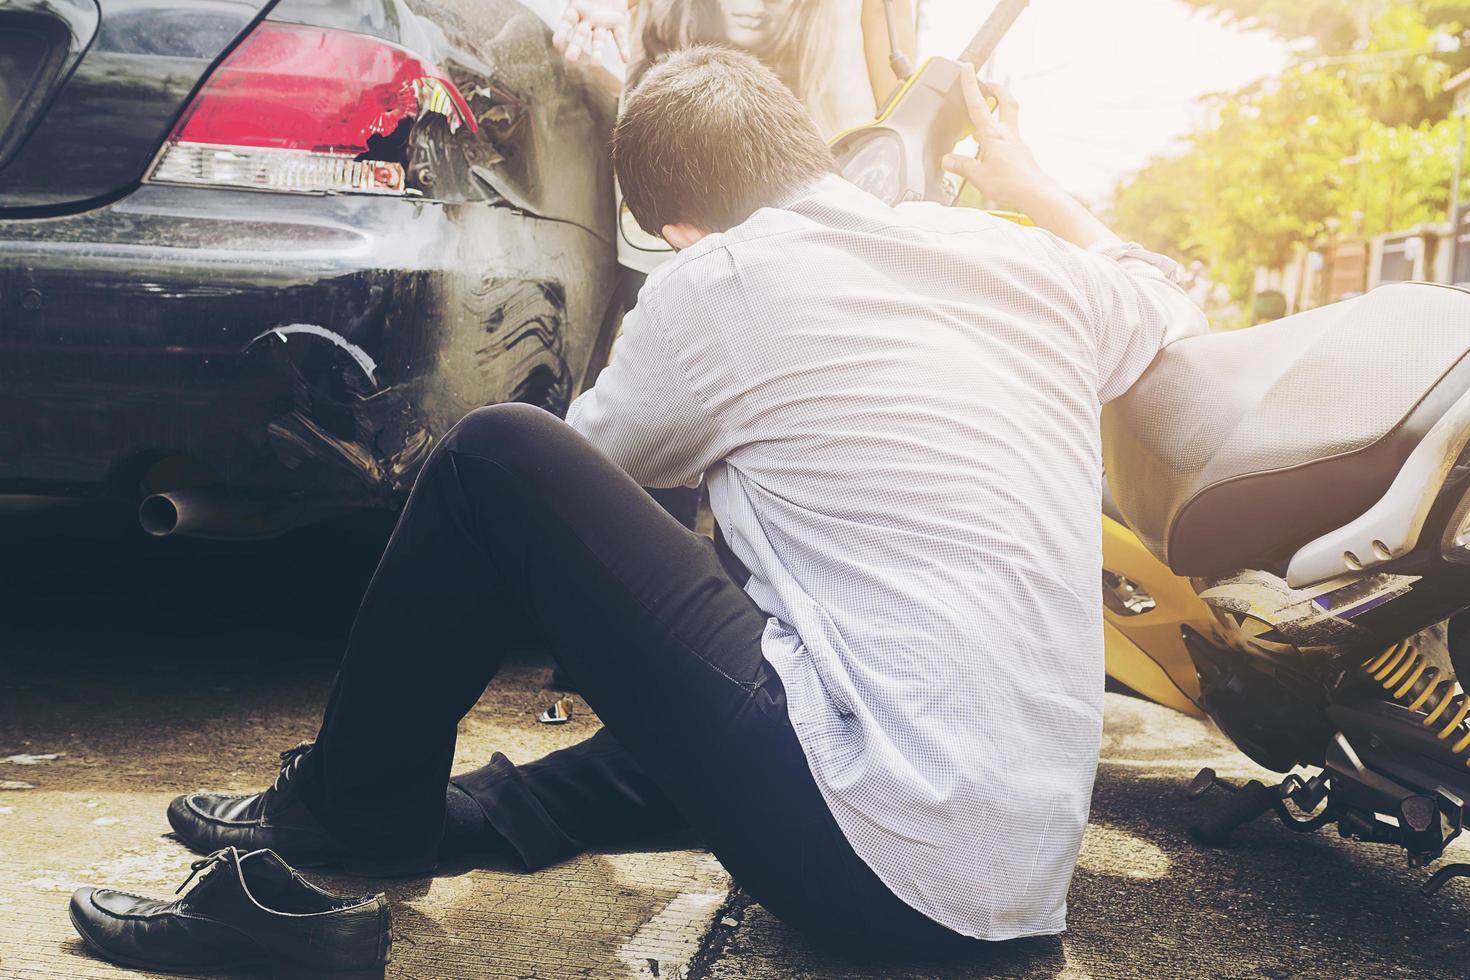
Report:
958,0,1030,69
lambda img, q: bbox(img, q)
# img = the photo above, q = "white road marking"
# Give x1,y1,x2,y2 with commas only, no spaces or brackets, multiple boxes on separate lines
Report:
617,889,727,979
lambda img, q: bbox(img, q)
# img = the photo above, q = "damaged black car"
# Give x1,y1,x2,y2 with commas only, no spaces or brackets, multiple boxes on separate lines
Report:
0,0,619,538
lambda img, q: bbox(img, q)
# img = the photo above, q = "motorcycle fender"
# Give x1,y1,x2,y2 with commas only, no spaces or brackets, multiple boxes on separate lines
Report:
1103,515,1210,718
1105,621,1203,717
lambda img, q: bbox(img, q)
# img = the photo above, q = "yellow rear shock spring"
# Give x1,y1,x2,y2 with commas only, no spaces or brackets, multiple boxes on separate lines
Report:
1362,641,1470,764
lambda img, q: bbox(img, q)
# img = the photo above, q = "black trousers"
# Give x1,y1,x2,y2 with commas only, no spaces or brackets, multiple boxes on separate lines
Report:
301,403,971,953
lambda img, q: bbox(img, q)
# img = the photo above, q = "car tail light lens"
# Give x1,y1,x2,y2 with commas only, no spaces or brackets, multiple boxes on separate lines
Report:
148,21,476,196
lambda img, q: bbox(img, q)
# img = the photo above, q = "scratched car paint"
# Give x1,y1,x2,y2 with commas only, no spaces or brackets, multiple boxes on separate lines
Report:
0,0,618,532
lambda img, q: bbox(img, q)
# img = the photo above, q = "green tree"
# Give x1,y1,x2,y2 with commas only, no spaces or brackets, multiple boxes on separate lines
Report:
1181,0,1469,123
1351,117,1463,233
1112,67,1369,298
1110,1,1470,302
1109,153,1206,264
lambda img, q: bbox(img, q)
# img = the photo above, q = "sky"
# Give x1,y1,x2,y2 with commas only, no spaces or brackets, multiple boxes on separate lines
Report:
921,0,1291,204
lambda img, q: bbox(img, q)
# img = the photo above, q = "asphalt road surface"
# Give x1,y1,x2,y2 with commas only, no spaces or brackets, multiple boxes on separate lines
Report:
5,514,1470,979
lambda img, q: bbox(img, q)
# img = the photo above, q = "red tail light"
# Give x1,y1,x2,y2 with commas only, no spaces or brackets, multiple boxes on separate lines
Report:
148,21,476,196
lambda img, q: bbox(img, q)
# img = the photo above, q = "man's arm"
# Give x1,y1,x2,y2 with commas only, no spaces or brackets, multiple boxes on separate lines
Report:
1056,236,1208,401
942,71,1117,251
565,299,727,489
942,69,1207,399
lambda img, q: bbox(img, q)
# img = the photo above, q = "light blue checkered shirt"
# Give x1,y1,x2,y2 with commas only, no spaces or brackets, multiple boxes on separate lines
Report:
567,175,1206,940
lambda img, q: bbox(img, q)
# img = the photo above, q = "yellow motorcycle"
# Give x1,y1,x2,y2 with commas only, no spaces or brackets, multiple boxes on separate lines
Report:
838,0,1470,893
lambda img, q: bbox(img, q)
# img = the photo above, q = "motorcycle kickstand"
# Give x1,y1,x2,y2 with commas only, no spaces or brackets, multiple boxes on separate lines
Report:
1184,767,1287,847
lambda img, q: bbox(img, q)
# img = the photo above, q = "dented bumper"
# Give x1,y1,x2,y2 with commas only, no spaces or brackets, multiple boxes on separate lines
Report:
0,182,614,521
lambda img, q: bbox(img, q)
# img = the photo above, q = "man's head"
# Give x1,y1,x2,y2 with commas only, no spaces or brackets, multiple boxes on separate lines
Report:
613,45,836,249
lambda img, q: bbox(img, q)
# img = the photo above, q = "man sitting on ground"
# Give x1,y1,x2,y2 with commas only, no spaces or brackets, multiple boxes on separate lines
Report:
166,46,1206,949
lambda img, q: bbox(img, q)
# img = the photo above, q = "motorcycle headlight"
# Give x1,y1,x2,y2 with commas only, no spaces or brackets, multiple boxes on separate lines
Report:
838,131,905,206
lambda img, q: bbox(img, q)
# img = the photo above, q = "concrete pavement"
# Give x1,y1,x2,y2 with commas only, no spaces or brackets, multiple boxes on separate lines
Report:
5,525,1470,978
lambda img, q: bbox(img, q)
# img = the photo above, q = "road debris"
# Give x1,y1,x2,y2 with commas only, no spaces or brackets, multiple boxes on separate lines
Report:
538,696,573,725
2,753,62,765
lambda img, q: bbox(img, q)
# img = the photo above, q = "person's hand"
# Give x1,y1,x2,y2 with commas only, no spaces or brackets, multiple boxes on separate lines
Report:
943,68,1118,249
941,71,1059,215
552,0,630,64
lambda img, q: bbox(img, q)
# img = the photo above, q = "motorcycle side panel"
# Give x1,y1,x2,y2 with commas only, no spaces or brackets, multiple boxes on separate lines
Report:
1102,515,1210,717
1104,622,1202,718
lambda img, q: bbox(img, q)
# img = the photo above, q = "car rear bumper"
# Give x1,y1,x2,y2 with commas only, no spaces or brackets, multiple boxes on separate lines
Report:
0,184,612,520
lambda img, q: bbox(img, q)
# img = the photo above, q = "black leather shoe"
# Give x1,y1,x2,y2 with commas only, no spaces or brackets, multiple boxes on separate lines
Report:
168,742,435,877
69,847,391,978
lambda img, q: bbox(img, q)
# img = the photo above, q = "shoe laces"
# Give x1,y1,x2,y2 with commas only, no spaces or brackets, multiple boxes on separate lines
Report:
272,741,314,793
176,847,237,895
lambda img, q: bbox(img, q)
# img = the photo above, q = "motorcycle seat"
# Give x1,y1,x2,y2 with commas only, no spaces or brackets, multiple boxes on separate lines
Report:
1103,282,1470,577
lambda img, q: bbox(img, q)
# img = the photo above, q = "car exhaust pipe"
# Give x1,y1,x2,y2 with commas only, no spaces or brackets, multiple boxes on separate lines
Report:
138,489,226,537
137,489,344,539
